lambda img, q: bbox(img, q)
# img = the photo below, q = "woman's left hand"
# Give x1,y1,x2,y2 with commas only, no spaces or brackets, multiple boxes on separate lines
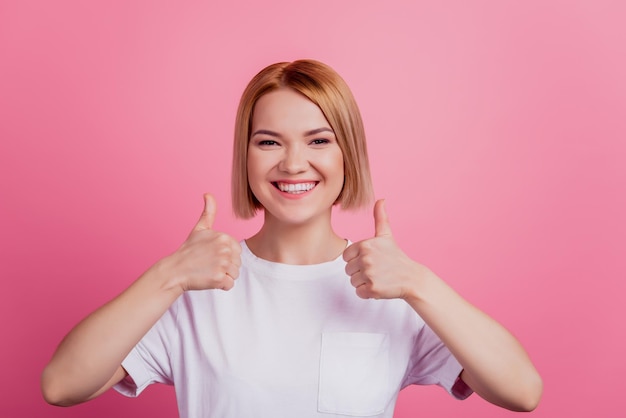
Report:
343,199,430,300
345,202,543,411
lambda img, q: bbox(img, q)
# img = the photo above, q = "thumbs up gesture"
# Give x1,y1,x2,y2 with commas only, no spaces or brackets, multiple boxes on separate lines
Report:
343,199,427,300
165,193,242,292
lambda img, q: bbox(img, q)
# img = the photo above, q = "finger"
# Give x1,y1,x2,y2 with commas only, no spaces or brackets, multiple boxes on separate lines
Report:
374,199,392,237
231,253,243,268
349,272,367,289
220,274,235,291
355,284,373,300
231,241,243,260
344,259,361,276
195,193,217,231
226,262,240,280
342,242,359,262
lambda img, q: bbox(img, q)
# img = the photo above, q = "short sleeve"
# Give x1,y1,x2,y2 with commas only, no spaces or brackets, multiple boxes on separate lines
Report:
113,304,178,397
403,323,472,400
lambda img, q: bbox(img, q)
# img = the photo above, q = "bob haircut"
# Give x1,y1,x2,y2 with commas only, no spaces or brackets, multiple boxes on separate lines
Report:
231,59,374,219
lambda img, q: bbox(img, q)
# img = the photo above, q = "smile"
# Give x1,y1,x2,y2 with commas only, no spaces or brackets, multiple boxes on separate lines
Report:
273,182,317,194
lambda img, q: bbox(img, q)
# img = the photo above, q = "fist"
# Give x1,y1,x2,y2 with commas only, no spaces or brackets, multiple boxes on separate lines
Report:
167,193,242,292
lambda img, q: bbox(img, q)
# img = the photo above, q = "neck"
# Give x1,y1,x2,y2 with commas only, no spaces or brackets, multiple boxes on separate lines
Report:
246,213,346,265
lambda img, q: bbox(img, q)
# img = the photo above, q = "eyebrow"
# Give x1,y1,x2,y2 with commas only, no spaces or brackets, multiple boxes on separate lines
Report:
304,127,334,136
251,127,335,138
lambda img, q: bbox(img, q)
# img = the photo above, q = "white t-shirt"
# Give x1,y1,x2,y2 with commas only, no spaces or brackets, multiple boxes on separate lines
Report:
115,241,470,417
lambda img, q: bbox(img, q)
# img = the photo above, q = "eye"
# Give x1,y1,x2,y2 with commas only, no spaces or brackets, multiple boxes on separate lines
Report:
258,139,278,146
310,138,331,145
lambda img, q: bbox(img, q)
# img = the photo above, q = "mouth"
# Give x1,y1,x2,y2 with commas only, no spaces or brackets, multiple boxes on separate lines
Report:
272,181,318,194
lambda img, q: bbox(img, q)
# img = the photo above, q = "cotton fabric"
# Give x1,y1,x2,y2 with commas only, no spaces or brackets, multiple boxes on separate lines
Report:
115,240,470,417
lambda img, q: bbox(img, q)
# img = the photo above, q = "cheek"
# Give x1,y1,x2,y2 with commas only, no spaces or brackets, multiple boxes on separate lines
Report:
246,151,264,179
246,152,277,200
330,152,345,178
246,155,262,194
321,152,345,192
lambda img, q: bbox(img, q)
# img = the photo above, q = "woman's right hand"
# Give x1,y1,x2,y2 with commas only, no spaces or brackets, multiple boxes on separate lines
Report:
41,193,242,406
163,193,242,292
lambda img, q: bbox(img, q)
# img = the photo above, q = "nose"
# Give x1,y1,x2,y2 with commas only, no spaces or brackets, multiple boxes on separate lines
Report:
278,146,308,173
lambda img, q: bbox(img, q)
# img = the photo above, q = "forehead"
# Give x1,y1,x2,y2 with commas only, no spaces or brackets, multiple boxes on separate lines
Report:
252,88,331,131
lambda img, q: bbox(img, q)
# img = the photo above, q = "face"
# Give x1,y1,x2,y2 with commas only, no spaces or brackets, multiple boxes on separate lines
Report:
247,87,344,226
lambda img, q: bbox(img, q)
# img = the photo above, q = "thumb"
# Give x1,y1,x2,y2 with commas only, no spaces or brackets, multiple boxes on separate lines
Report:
374,199,392,237
195,193,217,231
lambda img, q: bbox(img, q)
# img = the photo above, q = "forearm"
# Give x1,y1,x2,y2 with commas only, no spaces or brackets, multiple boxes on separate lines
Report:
41,257,183,406
404,266,542,411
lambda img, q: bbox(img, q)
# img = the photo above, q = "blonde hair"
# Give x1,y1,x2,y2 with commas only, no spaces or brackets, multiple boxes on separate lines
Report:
231,59,374,219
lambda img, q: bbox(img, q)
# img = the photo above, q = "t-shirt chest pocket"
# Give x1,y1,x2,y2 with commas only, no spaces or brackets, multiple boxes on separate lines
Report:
318,332,392,416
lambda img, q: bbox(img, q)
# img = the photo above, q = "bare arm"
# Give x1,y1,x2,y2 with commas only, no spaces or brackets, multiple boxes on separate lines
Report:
343,200,543,412
41,260,183,406
41,194,241,406
403,267,542,411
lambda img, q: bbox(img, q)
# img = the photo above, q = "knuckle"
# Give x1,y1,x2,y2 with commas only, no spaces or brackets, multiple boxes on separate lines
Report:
230,267,240,279
361,240,374,251
361,255,374,269
215,233,231,245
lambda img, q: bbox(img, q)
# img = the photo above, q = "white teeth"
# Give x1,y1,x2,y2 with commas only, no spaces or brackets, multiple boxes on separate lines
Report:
277,182,316,194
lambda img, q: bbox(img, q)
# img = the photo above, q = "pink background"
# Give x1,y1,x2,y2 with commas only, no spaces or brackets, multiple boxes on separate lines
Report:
1,1,624,417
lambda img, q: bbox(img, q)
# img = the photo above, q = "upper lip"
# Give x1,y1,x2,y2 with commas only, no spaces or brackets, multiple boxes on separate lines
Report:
272,180,319,184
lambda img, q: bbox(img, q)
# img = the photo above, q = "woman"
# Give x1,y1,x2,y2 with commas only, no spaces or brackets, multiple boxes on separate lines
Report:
42,59,542,417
